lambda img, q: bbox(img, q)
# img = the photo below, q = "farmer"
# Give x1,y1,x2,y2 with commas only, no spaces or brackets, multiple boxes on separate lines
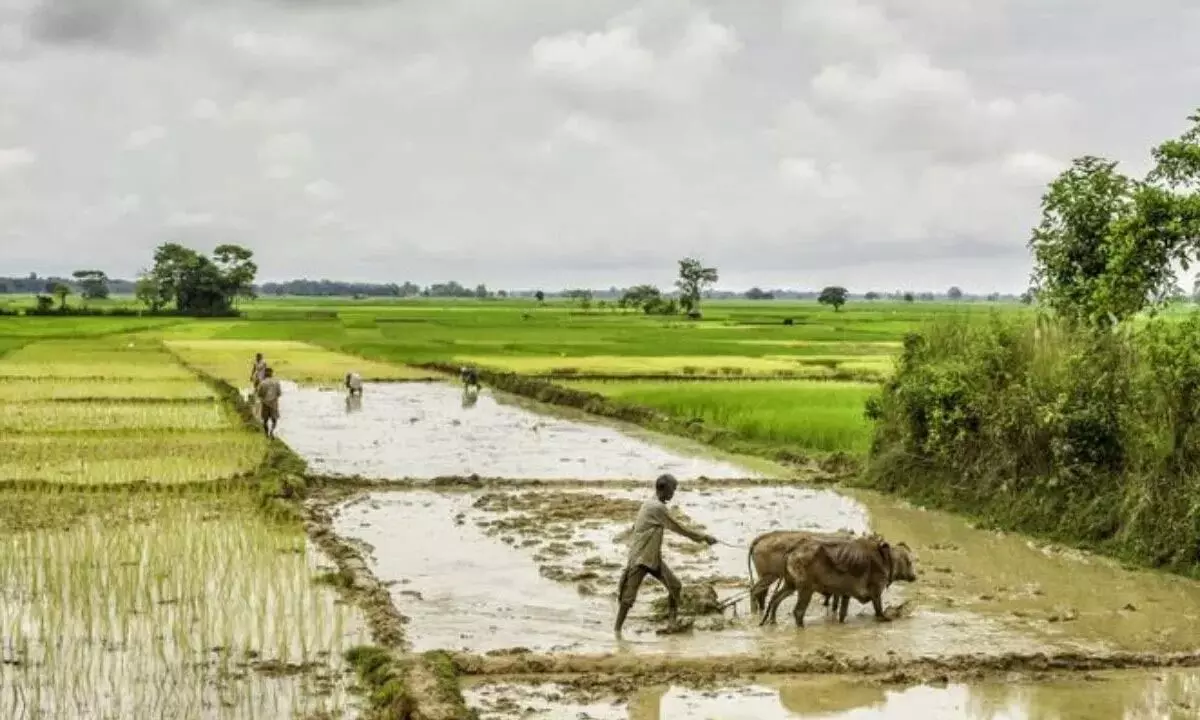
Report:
614,473,718,635
255,366,282,438
460,365,480,391
345,371,363,397
250,352,267,390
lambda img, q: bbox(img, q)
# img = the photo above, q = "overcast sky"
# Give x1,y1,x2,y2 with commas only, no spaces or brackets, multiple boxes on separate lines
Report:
0,0,1197,292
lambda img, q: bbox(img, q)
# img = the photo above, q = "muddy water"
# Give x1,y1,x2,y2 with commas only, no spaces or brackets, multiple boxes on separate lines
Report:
333,489,1044,657
271,382,762,480
850,489,1200,654
463,669,1200,719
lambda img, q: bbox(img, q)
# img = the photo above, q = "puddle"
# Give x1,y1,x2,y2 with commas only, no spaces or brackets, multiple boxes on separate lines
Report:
0,496,368,719
273,382,761,480
332,489,1043,657
463,668,1200,719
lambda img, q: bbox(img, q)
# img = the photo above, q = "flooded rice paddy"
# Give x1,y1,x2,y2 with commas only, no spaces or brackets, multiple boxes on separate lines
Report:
463,669,1200,719
0,496,368,719
274,382,762,480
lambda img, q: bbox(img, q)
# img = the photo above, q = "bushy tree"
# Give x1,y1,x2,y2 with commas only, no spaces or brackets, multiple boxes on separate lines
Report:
818,286,848,311
864,291,881,301
675,257,718,316
72,270,109,300
620,284,663,314
947,286,963,301
50,282,71,310
142,242,257,315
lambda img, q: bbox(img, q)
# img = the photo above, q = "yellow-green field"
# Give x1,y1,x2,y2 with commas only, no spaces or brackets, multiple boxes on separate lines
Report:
456,352,893,381
165,338,438,387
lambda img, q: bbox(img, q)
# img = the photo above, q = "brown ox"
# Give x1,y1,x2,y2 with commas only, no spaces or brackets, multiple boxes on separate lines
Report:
760,535,911,627
746,529,856,614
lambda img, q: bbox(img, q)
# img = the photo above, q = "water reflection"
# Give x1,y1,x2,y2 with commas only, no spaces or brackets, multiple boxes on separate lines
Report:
466,670,1200,719
345,393,363,414
461,386,479,409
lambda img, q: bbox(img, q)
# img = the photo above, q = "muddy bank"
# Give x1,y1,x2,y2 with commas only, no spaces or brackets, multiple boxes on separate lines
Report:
272,381,763,480
463,667,1200,719
330,489,1042,658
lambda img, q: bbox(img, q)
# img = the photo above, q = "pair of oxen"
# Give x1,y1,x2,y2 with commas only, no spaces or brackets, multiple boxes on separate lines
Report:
746,529,917,627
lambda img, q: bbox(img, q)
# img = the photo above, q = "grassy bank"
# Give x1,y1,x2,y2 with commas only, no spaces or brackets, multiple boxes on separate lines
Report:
864,311,1200,575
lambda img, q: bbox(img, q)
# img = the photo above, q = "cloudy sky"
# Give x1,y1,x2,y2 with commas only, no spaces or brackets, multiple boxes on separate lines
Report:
0,0,1197,292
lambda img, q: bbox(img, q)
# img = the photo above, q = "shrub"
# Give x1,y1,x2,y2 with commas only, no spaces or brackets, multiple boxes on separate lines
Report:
865,311,1200,570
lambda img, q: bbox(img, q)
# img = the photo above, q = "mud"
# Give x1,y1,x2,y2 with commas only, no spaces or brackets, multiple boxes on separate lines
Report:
330,489,1045,658
462,668,1200,719
270,382,763,480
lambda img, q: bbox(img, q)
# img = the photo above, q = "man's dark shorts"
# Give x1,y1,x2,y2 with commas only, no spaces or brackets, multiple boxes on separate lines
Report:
618,562,681,606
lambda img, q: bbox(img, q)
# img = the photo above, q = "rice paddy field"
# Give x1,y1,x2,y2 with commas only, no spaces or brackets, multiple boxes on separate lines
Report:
4,298,1067,718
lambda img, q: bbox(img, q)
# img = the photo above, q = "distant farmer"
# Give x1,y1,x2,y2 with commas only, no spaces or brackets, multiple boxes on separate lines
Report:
614,473,718,635
250,352,267,390
460,366,480,391
255,366,282,438
345,371,363,397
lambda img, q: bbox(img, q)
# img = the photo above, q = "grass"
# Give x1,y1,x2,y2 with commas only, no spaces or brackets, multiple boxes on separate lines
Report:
0,493,369,718
1,432,265,485
561,379,877,453
164,339,439,387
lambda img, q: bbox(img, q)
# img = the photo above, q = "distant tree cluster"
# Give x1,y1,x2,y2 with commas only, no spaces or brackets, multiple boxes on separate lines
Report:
135,243,257,315
260,279,422,297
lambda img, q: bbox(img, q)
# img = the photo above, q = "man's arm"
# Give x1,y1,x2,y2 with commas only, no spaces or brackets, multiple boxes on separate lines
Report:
652,504,714,544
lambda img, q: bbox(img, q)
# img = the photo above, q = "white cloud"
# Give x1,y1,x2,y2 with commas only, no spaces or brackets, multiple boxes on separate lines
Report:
0,0,1196,291
0,146,36,172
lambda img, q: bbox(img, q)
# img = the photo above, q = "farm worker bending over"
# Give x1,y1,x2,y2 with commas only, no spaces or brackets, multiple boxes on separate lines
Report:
345,371,363,396
256,367,282,438
251,352,267,390
461,366,480,391
614,473,718,635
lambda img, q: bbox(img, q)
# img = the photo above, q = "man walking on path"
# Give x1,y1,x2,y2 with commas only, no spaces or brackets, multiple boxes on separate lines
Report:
251,352,267,390
255,366,282,438
615,473,718,635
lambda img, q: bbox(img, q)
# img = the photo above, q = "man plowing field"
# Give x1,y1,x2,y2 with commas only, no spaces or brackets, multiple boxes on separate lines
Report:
615,473,719,636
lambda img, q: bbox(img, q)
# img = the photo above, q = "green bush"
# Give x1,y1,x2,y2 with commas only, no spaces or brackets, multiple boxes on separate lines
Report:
865,311,1200,571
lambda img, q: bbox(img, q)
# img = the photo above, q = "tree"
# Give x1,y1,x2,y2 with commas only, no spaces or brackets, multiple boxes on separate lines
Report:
72,270,109,301
818,286,848,311
619,284,663,314
565,288,593,311
534,290,545,304
675,257,718,316
864,291,881,301
903,292,915,303
145,242,258,315
1028,111,1200,326
50,282,71,310
474,284,489,299
745,287,774,300
135,275,163,311
947,286,964,301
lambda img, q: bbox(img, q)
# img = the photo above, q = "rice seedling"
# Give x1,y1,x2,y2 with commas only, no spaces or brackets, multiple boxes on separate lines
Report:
0,377,216,402
0,495,369,719
165,339,437,386
0,431,265,485
561,379,877,453
0,401,237,434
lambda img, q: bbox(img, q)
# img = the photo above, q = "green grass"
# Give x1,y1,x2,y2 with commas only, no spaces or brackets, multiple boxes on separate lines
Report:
561,378,877,453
